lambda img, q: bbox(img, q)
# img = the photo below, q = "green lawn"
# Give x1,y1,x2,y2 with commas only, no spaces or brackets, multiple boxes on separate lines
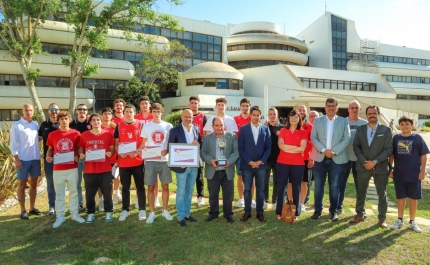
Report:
0,174,429,265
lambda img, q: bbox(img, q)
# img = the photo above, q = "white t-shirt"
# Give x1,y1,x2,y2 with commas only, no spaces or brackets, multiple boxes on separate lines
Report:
141,121,173,162
203,115,238,134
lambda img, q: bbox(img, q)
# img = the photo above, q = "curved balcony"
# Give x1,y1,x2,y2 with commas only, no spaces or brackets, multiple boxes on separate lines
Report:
228,50,308,66
227,34,308,54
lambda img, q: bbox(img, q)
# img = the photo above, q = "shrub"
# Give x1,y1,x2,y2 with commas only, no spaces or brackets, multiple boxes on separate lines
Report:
164,110,182,127
424,119,430,127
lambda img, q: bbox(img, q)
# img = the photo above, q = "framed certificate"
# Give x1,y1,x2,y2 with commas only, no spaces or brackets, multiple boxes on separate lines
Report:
54,151,75,165
118,142,136,155
85,149,106,162
141,146,162,160
168,143,200,167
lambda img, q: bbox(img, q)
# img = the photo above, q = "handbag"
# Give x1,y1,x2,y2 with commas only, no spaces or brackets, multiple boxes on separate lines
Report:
281,195,296,223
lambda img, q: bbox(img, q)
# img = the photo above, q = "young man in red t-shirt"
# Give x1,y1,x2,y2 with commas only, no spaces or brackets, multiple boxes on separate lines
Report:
114,104,146,222
112,98,126,125
46,111,85,228
189,96,207,207
79,113,115,223
233,98,255,208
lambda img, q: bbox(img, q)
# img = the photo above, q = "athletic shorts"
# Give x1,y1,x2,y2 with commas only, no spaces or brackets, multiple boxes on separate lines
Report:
17,160,41,180
393,178,422,200
144,161,172,185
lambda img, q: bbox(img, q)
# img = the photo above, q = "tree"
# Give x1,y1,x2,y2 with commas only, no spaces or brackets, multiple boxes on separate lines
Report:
137,39,192,96
112,76,162,107
0,0,60,121
60,0,182,114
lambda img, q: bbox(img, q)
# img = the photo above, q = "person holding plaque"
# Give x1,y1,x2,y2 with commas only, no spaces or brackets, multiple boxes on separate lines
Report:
238,106,271,222
114,104,146,222
201,117,239,223
168,109,202,227
46,111,85,228
78,113,115,223
137,103,173,224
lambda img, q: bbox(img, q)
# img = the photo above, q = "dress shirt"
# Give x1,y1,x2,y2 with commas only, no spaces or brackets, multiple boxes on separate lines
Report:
367,124,378,146
250,123,261,145
325,115,336,149
182,124,194,144
10,118,41,161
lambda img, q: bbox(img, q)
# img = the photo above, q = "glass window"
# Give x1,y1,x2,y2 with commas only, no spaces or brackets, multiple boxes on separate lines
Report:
356,83,363,91
59,45,71,55
0,110,10,121
204,79,216,87
59,77,70,87
330,80,337,89
193,33,202,41
370,84,376,91
193,42,201,50
11,110,19,121
207,53,214,60
112,50,124,60
214,45,221,53
161,28,170,37
208,44,214,52
183,40,192,49
214,53,221,61
201,34,208,42
125,52,135,61
207,36,214,43
232,79,239,90
183,31,192,40
194,79,204,85
36,77,51,87
201,52,208,59
412,58,418,64
309,79,316,88
344,81,350,90
201,43,208,51
214,37,221,45
363,83,370,91
193,51,201,59
186,79,194,86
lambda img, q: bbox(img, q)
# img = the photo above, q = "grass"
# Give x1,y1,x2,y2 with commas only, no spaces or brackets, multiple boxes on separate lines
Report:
1,174,430,265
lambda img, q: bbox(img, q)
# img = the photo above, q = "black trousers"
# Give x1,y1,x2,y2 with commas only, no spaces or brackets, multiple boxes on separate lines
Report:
119,164,146,211
196,166,204,197
208,170,233,219
264,161,278,203
84,171,113,214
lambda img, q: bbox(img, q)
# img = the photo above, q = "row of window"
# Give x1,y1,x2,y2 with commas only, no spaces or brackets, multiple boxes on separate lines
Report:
382,75,430,84
331,15,348,71
419,114,430,119
397,94,430,100
186,78,243,90
228,60,297,70
232,30,277,35
348,53,430,66
299,77,377,92
227,43,300,53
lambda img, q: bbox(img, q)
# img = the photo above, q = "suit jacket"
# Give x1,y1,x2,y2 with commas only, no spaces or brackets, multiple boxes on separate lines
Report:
238,123,271,171
310,115,351,164
353,123,393,174
167,124,202,174
200,132,239,180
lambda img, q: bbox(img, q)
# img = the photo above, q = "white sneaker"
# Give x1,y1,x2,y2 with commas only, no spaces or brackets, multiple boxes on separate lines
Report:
105,212,113,222
409,220,422,233
118,210,129,221
235,199,244,208
47,208,55,215
86,213,95,224
135,199,139,209
71,214,85,223
301,204,306,212
99,198,104,212
162,210,173,221
390,219,403,230
198,197,205,207
113,193,122,204
263,202,268,209
251,200,256,209
146,212,156,224
154,197,161,208
139,210,147,221
52,216,65,228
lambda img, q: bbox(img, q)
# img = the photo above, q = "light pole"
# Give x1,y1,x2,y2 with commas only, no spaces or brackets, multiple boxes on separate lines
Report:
88,82,97,113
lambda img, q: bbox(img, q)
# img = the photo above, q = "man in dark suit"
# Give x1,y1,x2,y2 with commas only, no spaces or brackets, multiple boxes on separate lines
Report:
238,106,271,222
350,105,393,228
201,117,239,223
168,109,202,227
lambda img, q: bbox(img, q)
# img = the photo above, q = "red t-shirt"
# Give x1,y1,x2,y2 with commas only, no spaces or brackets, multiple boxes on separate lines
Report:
277,128,307,165
134,112,153,124
79,130,114,174
193,112,205,138
101,125,117,164
115,121,143,168
234,114,251,137
46,129,80,170
112,115,125,125
302,123,313,161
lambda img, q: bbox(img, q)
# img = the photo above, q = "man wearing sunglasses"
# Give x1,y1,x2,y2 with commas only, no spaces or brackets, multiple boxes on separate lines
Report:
38,103,60,215
70,103,92,211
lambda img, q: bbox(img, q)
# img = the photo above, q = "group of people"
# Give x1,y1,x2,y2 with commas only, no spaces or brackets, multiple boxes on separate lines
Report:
10,96,428,232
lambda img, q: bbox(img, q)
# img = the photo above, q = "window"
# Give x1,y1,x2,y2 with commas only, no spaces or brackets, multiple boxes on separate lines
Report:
194,79,204,85
186,79,194,86
231,79,239,90
204,79,216,87
217,79,227,89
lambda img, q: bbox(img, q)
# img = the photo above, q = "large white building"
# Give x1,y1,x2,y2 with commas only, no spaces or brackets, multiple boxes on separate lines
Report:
1,10,430,124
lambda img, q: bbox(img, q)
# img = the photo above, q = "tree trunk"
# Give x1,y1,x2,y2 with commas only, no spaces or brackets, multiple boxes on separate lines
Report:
68,73,80,114
18,62,46,123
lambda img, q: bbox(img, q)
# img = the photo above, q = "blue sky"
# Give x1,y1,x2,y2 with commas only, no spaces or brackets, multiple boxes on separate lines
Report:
154,0,430,50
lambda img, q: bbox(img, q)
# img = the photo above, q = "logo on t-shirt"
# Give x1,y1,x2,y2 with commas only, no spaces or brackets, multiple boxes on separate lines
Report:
57,138,74,151
398,140,412,154
151,130,165,144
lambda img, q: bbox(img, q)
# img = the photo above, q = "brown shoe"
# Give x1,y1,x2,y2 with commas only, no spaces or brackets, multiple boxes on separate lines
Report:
378,220,388,228
256,213,266,222
349,216,365,224
240,213,251,222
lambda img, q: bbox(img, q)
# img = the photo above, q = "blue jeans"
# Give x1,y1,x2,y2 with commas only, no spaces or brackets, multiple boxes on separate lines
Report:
44,160,56,208
313,158,347,214
175,168,198,221
77,159,85,206
242,168,265,214
337,160,357,210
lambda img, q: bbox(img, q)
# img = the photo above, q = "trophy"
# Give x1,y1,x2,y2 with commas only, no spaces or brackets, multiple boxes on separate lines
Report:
217,138,227,166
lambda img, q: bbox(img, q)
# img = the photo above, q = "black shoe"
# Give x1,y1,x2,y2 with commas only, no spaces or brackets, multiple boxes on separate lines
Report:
185,216,198,222
20,211,29,220
205,215,218,222
29,208,41,215
226,217,234,223
178,219,187,227
311,212,321,219
331,213,339,222
240,213,251,222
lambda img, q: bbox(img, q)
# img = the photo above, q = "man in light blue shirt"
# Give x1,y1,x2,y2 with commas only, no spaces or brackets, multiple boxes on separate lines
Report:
10,104,42,220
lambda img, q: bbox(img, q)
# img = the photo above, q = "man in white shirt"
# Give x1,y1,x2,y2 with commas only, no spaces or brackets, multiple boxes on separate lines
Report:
203,97,238,135
10,104,42,220
137,103,173,224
